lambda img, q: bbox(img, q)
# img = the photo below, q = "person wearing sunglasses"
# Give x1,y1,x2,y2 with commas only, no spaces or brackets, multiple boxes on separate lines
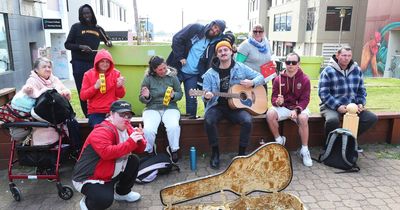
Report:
139,56,183,163
266,52,312,167
319,47,377,153
236,24,272,74
73,100,147,210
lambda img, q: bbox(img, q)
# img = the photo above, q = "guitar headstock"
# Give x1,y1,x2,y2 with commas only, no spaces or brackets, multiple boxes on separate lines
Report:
188,89,205,97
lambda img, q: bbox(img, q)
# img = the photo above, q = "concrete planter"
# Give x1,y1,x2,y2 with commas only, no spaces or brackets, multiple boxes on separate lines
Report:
299,56,324,79
100,43,171,115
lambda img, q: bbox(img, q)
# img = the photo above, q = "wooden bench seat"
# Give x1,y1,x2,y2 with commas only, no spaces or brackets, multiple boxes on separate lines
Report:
1,112,399,169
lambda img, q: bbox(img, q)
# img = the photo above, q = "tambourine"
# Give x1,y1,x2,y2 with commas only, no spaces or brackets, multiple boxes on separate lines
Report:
163,86,173,106
99,73,106,94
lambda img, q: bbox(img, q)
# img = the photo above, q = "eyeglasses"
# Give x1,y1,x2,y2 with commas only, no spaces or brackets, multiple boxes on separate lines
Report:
253,30,264,34
117,112,133,119
285,61,299,65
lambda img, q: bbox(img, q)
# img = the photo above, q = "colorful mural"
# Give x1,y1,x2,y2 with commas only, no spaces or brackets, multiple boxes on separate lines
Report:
361,0,400,77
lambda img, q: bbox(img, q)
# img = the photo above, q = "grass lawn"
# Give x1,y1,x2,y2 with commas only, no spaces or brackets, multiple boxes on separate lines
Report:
70,78,400,119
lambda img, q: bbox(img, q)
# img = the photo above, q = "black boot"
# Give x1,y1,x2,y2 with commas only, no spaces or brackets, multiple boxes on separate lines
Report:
238,146,246,156
210,146,220,169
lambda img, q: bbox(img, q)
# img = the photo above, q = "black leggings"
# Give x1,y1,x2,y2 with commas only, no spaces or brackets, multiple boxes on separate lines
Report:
81,155,140,210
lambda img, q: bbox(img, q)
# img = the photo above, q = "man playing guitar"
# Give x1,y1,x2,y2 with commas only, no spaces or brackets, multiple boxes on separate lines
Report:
202,40,265,169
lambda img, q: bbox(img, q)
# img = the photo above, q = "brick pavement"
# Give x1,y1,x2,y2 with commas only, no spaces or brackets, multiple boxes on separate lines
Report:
0,144,399,210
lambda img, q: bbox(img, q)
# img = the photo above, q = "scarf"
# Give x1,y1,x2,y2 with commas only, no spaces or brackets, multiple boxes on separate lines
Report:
248,36,268,53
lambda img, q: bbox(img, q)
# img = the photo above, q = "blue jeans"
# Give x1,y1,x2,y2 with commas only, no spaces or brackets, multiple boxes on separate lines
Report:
204,105,253,147
71,60,93,117
178,71,198,117
88,113,107,127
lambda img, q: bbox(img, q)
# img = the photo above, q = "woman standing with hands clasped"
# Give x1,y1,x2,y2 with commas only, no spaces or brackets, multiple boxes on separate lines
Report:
139,56,183,163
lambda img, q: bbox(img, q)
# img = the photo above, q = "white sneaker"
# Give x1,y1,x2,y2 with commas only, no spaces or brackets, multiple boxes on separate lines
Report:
275,136,286,146
79,196,88,210
114,191,141,202
300,149,313,167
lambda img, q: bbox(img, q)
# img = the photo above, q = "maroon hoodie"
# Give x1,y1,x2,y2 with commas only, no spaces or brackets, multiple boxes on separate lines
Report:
271,68,310,111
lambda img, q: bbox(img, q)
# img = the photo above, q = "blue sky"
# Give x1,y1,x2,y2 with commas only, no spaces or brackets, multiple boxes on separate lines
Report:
137,0,248,33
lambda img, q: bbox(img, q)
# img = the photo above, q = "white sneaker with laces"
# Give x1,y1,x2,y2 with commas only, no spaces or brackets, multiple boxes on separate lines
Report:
80,196,88,210
300,149,313,167
114,191,141,202
275,136,286,146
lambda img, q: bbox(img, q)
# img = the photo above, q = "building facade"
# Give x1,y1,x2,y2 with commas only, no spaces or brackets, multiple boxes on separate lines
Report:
250,0,368,66
0,0,46,89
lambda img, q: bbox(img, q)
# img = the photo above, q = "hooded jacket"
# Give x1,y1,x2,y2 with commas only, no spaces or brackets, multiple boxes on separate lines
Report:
271,68,310,111
318,55,366,110
64,4,110,63
22,71,71,99
80,49,126,114
72,120,146,184
166,20,226,71
139,67,183,110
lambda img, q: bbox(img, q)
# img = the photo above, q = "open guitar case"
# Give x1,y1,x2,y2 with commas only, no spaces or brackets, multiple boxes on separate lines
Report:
160,143,305,209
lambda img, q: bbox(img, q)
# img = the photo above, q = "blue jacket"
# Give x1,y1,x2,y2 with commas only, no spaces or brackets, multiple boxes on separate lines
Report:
202,61,264,113
318,56,367,110
166,20,226,71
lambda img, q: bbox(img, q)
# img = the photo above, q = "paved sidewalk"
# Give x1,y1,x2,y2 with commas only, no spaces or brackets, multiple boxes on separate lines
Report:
1,144,399,210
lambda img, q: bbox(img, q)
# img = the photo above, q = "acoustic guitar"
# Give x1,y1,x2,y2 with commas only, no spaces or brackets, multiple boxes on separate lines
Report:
189,84,268,115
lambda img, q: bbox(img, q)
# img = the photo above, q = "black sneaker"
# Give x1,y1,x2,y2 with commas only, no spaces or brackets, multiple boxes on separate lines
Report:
166,146,179,163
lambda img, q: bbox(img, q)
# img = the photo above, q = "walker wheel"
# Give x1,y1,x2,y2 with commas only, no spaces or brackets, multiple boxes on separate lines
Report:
58,185,74,200
10,186,21,201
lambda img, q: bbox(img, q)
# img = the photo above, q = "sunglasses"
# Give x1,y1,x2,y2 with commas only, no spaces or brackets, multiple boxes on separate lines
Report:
285,61,298,65
253,30,264,34
117,112,133,119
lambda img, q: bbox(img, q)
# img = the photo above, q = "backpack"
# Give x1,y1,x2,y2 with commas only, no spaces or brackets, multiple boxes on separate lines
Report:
318,128,360,172
31,89,75,125
136,153,178,184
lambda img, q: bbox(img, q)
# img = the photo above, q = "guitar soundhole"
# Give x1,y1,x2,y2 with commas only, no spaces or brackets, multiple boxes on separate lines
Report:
239,92,247,100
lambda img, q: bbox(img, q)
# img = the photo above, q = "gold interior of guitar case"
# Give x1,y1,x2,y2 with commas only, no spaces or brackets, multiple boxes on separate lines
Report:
160,143,305,209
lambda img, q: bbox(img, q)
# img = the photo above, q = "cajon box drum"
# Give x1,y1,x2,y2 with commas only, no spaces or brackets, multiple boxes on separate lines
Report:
160,143,305,210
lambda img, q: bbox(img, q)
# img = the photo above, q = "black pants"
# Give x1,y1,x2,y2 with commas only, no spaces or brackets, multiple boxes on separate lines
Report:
81,155,140,210
71,60,93,117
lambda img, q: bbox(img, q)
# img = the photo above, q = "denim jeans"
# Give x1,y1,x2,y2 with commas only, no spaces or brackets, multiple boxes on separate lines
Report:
204,105,253,147
320,105,378,139
88,113,107,127
177,71,198,117
71,60,93,117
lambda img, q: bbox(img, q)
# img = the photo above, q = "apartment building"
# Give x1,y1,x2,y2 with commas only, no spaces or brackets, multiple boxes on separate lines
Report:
249,0,368,65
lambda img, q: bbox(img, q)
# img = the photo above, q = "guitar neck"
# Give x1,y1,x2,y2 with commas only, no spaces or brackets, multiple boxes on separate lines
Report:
212,91,240,99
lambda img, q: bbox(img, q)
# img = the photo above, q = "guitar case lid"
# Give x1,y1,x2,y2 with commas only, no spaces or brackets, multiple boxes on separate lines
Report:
160,143,305,209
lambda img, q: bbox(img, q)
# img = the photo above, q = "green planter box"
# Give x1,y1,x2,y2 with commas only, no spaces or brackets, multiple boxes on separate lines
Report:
100,43,171,115
300,56,324,79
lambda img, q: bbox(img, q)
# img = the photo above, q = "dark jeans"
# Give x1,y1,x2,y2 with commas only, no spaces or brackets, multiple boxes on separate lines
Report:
88,113,107,127
320,106,378,139
204,105,253,147
177,71,198,117
71,60,93,117
81,155,140,210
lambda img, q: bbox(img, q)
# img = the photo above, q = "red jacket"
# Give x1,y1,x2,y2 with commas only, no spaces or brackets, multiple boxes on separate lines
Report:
271,68,310,111
73,120,146,182
80,49,126,114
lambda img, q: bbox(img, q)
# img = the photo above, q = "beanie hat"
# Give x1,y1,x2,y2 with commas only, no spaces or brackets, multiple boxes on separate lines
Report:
215,40,232,51
212,20,226,33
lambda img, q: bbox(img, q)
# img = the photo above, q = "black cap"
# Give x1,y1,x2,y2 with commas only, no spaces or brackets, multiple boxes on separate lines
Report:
110,100,134,114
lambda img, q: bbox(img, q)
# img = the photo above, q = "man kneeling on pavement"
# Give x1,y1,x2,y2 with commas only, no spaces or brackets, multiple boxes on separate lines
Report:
72,100,147,210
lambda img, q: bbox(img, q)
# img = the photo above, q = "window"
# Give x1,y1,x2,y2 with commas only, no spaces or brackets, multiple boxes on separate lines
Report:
99,0,104,16
325,6,352,31
274,12,292,31
306,7,316,31
0,14,12,73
